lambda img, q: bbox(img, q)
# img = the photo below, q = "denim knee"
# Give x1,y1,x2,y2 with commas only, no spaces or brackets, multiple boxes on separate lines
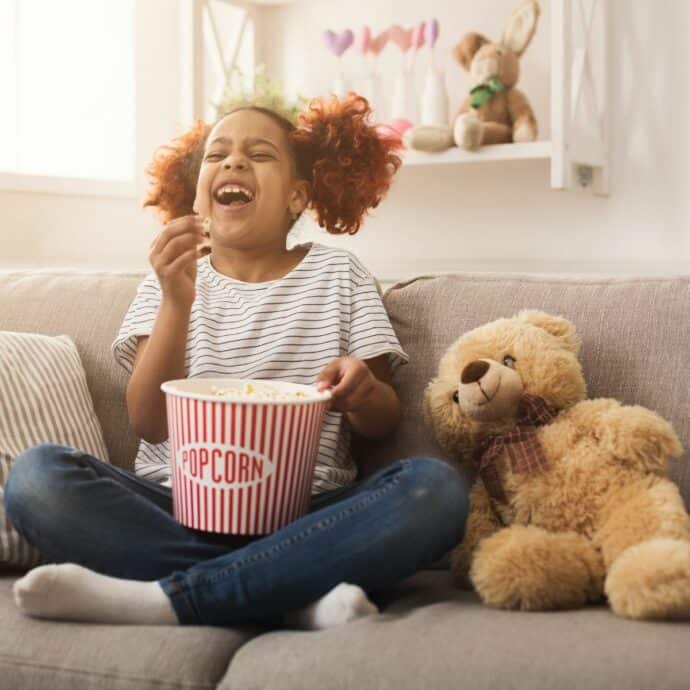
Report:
399,456,469,542
4,443,77,526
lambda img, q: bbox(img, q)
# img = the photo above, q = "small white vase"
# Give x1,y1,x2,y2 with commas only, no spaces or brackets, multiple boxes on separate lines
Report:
361,72,385,120
391,66,417,123
331,73,349,97
420,64,449,126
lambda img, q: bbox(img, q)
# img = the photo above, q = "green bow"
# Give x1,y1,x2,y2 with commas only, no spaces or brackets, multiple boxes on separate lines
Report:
469,77,505,109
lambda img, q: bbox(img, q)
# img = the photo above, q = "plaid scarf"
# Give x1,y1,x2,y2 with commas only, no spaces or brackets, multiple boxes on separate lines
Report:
473,393,558,504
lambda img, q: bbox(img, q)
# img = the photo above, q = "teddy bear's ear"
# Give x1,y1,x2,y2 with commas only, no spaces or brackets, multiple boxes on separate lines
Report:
502,0,541,58
453,33,491,71
518,309,580,353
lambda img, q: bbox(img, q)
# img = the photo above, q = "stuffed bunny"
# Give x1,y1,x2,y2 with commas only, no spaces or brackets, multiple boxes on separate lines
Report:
453,0,540,151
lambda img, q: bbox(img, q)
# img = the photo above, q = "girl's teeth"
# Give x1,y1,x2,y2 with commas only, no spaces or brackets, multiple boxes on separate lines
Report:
215,185,255,203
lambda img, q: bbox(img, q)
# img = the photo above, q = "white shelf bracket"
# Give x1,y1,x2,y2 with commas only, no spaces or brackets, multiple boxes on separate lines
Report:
551,0,610,195
179,0,205,127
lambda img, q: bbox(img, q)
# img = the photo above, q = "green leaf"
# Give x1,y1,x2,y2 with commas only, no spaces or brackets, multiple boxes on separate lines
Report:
212,63,311,125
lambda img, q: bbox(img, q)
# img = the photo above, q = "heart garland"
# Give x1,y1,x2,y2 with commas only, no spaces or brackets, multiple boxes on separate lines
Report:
324,18,442,116
323,29,354,57
390,25,413,52
326,19,438,59
355,26,371,55
369,28,389,55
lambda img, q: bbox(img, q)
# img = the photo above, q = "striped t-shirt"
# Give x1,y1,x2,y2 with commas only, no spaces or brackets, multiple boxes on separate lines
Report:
112,242,409,496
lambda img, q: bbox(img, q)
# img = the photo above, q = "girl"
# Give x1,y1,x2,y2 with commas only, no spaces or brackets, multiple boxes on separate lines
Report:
5,93,469,630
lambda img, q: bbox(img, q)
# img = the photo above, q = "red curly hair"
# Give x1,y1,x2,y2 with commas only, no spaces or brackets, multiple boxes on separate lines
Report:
143,93,402,235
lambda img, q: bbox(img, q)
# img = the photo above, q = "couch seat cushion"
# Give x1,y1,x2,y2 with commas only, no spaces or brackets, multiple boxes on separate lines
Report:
0,574,264,690
218,569,690,690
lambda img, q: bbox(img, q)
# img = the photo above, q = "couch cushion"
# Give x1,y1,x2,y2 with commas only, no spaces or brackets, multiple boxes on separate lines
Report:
0,573,265,690
0,331,111,568
218,569,690,690
0,270,147,471
356,274,690,508
3,268,689,505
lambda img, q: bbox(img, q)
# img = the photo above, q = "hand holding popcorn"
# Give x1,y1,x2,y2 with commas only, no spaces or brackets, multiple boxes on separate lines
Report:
316,356,377,413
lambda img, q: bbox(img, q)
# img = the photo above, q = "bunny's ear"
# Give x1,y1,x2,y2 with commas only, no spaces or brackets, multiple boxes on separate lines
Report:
453,33,491,71
502,1,541,57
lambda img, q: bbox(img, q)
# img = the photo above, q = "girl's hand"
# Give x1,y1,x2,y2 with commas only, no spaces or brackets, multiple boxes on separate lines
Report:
316,356,377,413
149,214,210,309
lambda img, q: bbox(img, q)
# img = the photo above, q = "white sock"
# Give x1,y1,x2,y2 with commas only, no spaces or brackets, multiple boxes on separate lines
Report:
13,565,380,630
12,563,178,625
283,582,380,630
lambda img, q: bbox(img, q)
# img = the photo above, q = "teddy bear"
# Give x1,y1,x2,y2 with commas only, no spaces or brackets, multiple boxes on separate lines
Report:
453,0,541,151
423,309,690,620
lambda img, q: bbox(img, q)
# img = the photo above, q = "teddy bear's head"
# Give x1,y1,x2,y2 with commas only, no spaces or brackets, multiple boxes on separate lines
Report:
453,1,540,90
423,310,587,461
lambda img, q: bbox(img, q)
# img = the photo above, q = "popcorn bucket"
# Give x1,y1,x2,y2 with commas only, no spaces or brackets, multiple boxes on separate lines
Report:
160,378,332,535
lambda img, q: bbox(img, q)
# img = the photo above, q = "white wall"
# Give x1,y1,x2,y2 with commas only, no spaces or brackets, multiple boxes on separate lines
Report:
1,0,182,271
278,0,690,278
1,0,689,281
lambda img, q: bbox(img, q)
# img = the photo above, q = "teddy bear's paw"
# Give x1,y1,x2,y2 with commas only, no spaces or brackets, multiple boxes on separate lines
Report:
602,406,683,474
605,538,690,620
454,114,482,150
512,121,536,143
403,125,455,152
470,526,602,611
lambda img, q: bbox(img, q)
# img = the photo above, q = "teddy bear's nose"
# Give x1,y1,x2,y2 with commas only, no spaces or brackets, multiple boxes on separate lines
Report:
461,360,490,384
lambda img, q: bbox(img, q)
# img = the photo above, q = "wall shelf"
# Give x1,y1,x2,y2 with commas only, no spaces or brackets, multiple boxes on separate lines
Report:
401,141,552,166
184,0,611,195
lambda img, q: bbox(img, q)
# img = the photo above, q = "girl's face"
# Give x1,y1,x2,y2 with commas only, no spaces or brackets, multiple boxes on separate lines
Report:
194,109,307,249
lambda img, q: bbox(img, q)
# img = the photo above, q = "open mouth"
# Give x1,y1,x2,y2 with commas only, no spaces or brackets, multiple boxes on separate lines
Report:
213,185,255,211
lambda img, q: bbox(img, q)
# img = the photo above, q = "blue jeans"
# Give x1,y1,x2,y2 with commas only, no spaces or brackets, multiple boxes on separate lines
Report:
4,443,468,627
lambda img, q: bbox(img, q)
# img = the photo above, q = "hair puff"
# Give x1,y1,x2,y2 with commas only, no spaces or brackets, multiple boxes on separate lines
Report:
291,93,402,235
143,119,211,223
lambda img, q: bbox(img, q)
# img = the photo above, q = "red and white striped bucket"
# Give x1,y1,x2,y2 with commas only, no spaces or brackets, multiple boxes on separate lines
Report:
160,378,331,535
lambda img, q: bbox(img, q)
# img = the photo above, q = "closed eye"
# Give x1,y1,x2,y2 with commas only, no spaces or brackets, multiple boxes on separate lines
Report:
204,152,273,162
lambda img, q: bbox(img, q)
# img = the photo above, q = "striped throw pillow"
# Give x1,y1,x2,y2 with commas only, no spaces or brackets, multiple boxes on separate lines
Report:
0,331,110,569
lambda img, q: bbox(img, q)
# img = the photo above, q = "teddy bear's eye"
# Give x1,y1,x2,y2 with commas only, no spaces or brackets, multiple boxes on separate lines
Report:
503,355,517,368
452,391,459,404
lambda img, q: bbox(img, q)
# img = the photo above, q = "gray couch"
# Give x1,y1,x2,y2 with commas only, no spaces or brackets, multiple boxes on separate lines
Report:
0,268,689,690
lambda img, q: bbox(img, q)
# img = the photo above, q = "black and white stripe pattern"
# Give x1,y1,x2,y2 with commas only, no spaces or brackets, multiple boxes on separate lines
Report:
0,332,110,568
112,243,409,495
